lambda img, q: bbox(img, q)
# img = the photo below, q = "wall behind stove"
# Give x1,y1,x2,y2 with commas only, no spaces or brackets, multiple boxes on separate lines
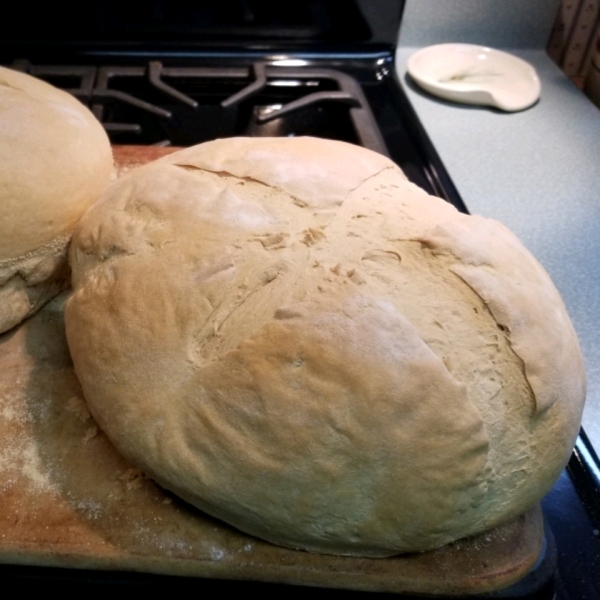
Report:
398,0,561,49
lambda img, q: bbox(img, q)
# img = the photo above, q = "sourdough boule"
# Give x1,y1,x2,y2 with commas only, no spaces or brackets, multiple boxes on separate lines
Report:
65,137,586,557
0,66,112,333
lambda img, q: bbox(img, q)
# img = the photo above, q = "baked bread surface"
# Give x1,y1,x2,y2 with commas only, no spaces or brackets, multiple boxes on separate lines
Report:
0,66,112,333
65,137,586,557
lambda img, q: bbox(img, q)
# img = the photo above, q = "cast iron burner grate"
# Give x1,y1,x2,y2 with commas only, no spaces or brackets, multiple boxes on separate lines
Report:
9,59,388,155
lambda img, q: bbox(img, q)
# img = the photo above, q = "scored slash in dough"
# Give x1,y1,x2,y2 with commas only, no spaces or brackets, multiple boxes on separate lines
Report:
65,137,586,557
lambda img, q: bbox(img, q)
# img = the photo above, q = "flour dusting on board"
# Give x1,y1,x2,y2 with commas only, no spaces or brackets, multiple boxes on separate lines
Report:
0,435,55,493
0,382,56,493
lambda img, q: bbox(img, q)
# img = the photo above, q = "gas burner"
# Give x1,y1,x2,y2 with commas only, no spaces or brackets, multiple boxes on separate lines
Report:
9,59,387,154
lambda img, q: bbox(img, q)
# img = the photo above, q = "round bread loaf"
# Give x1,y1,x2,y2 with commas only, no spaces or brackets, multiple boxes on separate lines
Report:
0,66,113,333
65,137,586,557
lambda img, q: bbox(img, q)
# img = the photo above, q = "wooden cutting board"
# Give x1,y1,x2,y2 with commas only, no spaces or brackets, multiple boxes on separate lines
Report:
0,145,545,595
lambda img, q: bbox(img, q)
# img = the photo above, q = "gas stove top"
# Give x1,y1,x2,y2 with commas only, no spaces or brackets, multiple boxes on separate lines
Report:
8,59,387,153
1,2,600,598
2,50,467,214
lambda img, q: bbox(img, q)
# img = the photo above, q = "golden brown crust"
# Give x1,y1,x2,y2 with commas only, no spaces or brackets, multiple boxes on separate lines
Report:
66,137,586,557
0,67,113,332
0,235,71,333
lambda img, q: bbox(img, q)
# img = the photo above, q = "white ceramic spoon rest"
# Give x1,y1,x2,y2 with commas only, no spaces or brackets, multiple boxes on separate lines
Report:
407,44,541,112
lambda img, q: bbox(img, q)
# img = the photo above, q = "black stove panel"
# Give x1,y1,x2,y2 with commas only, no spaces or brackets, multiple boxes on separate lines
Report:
1,1,385,49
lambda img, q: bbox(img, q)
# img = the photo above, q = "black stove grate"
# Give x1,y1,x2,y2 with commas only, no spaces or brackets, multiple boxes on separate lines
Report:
9,59,387,154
